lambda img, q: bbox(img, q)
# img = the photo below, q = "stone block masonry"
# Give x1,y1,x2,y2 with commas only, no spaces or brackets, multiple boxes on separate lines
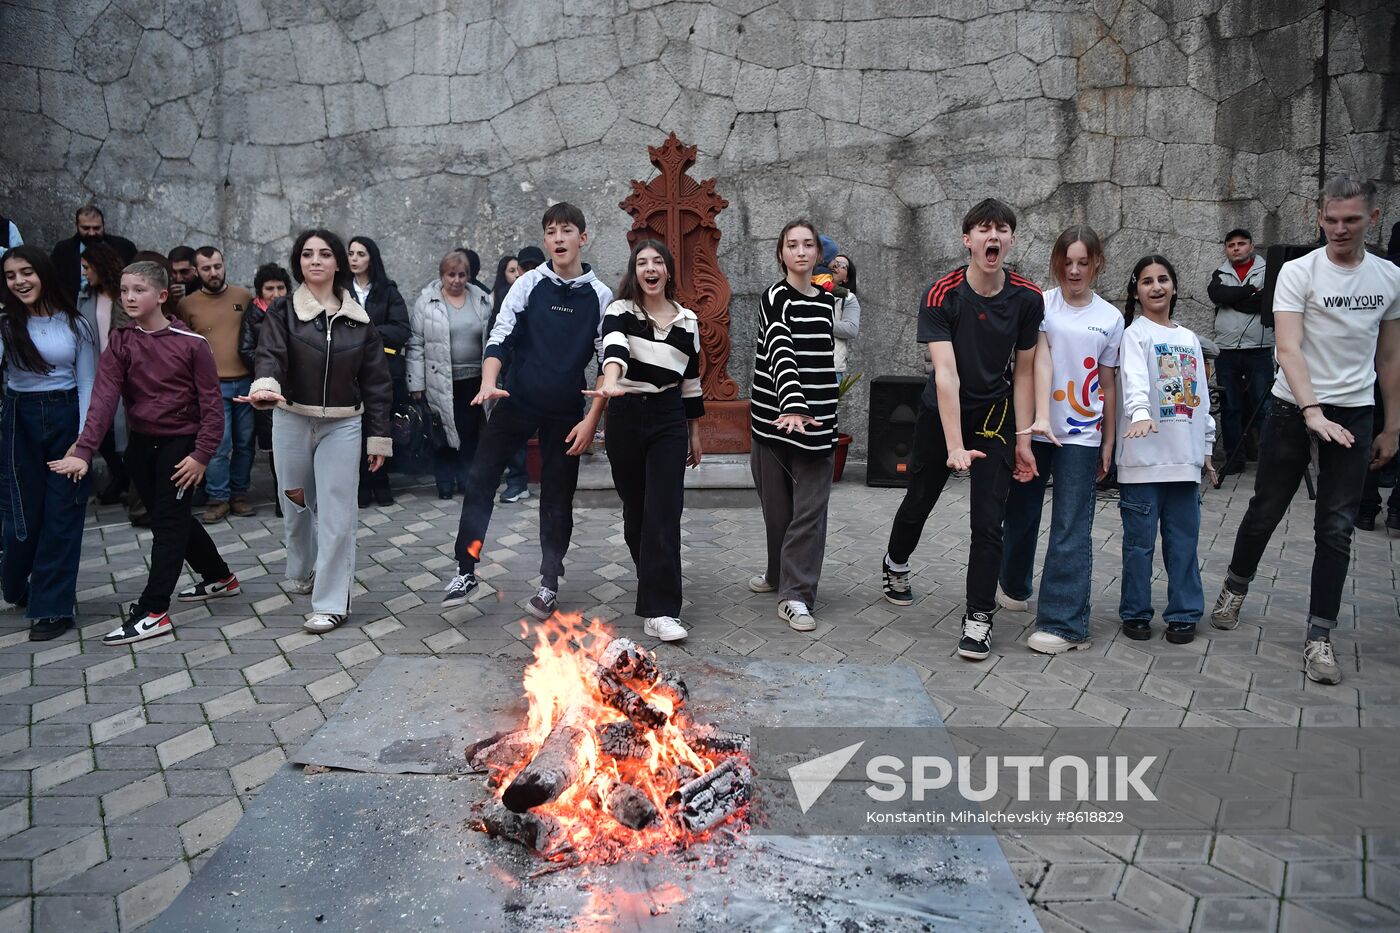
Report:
1,1,1395,453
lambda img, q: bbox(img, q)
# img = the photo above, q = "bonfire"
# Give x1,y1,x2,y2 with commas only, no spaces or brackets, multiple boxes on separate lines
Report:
466,616,751,864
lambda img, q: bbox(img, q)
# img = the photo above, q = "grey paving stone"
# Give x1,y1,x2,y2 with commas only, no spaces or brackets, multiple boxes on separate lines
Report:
34,893,118,932
1193,896,1280,932
115,861,188,930
30,830,106,891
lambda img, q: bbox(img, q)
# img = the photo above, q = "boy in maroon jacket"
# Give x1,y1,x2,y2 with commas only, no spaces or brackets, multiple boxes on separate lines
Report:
50,261,240,645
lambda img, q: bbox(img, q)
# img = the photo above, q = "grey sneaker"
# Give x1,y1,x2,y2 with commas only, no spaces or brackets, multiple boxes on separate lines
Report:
1303,638,1342,685
1210,585,1245,630
303,613,344,634
747,574,776,593
779,599,815,632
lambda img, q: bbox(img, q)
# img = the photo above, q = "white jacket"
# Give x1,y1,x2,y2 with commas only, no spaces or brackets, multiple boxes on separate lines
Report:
406,279,490,450
1116,317,1216,484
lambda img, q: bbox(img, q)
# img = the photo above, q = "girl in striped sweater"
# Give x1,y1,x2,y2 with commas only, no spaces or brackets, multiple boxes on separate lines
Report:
590,240,704,643
748,219,839,632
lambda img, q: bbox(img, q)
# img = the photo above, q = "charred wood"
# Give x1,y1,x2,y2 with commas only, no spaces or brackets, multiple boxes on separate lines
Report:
668,758,752,833
596,720,651,760
681,723,749,756
502,706,598,813
476,800,572,857
598,637,660,686
597,670,668,729
595,779,661,830
652,671,689,709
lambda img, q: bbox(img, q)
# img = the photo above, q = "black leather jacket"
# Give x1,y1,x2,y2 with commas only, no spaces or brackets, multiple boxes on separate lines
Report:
250,286,394,456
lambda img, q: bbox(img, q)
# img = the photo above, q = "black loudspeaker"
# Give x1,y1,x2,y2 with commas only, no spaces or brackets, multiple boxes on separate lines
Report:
867,375,925,487
1260,243,1317,329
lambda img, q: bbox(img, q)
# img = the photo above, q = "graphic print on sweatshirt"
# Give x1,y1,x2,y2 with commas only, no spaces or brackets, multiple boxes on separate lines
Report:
1054,355,1106,435
1153,343,1202,420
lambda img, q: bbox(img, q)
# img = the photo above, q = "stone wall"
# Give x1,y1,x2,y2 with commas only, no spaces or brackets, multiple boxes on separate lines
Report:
2,0,1396,454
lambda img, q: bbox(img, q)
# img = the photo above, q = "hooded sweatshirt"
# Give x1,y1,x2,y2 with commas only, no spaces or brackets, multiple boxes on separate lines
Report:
484,261,612,419
1116,316,1216,484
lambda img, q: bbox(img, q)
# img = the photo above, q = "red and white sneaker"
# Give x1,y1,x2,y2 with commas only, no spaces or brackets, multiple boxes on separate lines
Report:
177,574,241,602
102,605,173,646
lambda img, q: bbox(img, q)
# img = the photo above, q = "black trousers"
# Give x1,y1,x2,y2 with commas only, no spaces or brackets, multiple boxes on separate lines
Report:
97,428,128,487
605,391,688,618
455,398,581,582
1227,399,1373,628
125,432,231,614
433,377,485,494
886,400,1014,614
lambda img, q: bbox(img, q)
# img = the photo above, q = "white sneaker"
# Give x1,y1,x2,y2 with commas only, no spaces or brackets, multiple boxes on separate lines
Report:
643,616,688,641
285,577,314,595
1027,630,1088,655
748,575,776,593
778,599,815,632
303,613,343,634
997,586,1029,612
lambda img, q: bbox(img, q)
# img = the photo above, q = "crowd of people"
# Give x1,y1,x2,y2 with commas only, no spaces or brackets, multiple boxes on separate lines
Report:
1,177,1397,689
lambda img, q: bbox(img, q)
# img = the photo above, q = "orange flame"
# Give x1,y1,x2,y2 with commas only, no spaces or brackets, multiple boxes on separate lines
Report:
485,613,741,863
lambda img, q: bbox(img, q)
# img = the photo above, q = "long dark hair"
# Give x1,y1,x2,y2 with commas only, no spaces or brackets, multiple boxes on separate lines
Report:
290,228,352,300
491,254,517,320
776,218,820,273
349,235,390,288
1124,254,1179,326
81,240,125,301
615,239,677,305
0,245,91,374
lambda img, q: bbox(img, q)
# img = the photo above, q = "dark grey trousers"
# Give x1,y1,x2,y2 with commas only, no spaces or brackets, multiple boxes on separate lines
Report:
750,439,834,607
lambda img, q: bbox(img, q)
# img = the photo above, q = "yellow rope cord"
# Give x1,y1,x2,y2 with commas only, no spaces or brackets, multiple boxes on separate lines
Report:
974,398,1009,443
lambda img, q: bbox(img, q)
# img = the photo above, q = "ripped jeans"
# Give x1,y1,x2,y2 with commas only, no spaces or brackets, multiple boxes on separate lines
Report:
272,409,362,615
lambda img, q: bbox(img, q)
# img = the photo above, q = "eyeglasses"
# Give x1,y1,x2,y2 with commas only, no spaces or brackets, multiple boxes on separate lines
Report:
831,261,848,269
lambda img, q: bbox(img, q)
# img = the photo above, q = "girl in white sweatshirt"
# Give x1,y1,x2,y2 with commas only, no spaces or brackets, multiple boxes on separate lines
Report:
1116,255,1217,645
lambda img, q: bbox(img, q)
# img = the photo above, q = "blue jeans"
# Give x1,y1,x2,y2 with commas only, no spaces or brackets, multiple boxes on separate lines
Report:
1118,481,1204,624
1000,442,1101,640
206,377,254,502
1215,348,1273,464
0,389,90,620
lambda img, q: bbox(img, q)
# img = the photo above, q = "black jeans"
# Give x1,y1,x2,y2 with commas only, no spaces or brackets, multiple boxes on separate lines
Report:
125,432,231,614
605,391,688,618
1227,399,1373,629
1361,393,1399,517
455,398,581,581
1215,347,1274,464
887,400,1014,614
433,377,485,494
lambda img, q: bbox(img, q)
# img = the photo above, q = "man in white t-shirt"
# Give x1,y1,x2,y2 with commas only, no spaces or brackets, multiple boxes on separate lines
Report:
1211,176,1400,685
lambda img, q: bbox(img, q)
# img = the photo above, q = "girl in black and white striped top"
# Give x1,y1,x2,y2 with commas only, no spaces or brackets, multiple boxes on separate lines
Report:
589,240,703,643
747,219,838,633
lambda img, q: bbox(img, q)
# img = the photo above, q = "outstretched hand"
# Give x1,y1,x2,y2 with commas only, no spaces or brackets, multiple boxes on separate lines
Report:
1124,419,1157,440
48,455,89,481
234,390,285,411
471,384,509,406
946,447,985,472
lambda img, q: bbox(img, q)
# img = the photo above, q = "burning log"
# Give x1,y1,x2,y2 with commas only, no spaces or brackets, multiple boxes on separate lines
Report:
502,706,598,813
476,800,572,857
593,779,661,830
668,758,752,834
598,637,660,686
681,723,749,756
597,670,668,729
652,671,689,709
465,730,537,776
596,721,650,760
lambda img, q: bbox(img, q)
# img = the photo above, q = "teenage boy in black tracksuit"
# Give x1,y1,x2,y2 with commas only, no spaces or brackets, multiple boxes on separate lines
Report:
439,203,612,618
880,198,1043,662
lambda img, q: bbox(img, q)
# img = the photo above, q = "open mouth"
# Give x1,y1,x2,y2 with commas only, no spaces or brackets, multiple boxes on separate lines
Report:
554,246,568,256
985,244,1001,263
642,274,662,289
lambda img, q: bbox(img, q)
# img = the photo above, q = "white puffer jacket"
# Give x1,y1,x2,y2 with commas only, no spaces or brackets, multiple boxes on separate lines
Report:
406,279,491,450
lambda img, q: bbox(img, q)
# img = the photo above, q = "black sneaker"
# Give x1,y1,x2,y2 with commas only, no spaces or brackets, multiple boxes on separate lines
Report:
103,605,173,646
526,586,558,620
1165,621,1196,645
882,556,913,606
442,572,477,608
1121,618,1152,640
957,611,994,661
1356,511,1378,531
177,574,241,602
1387,510,1400,535
29,617,73,642
500,486,530,503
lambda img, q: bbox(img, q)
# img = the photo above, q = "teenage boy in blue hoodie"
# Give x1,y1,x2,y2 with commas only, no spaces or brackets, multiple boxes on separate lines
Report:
441,203,612,617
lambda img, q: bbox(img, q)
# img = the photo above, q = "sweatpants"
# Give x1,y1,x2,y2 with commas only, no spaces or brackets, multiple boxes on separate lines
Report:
886,400,1014,614
750,438,834,608
605,390,688,618
272,409,362,615
125,432,231,615
455,397,582,584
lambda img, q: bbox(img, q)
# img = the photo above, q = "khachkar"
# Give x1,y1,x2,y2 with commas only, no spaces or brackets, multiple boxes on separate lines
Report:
620,133,749,452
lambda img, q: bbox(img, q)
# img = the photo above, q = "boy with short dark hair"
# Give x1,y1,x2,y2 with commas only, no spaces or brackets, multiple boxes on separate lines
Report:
50,261,240,646
880,198,1043,661
439,203,612,618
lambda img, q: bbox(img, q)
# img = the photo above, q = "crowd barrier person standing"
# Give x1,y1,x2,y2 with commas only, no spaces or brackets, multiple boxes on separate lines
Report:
242,229,394,634
0,246,96,642
50,261,240,646
50,205,135,303
239,263,292,517
76,240,131,505
1208,228,1271,475
348,236,410,507
829,253,861,380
